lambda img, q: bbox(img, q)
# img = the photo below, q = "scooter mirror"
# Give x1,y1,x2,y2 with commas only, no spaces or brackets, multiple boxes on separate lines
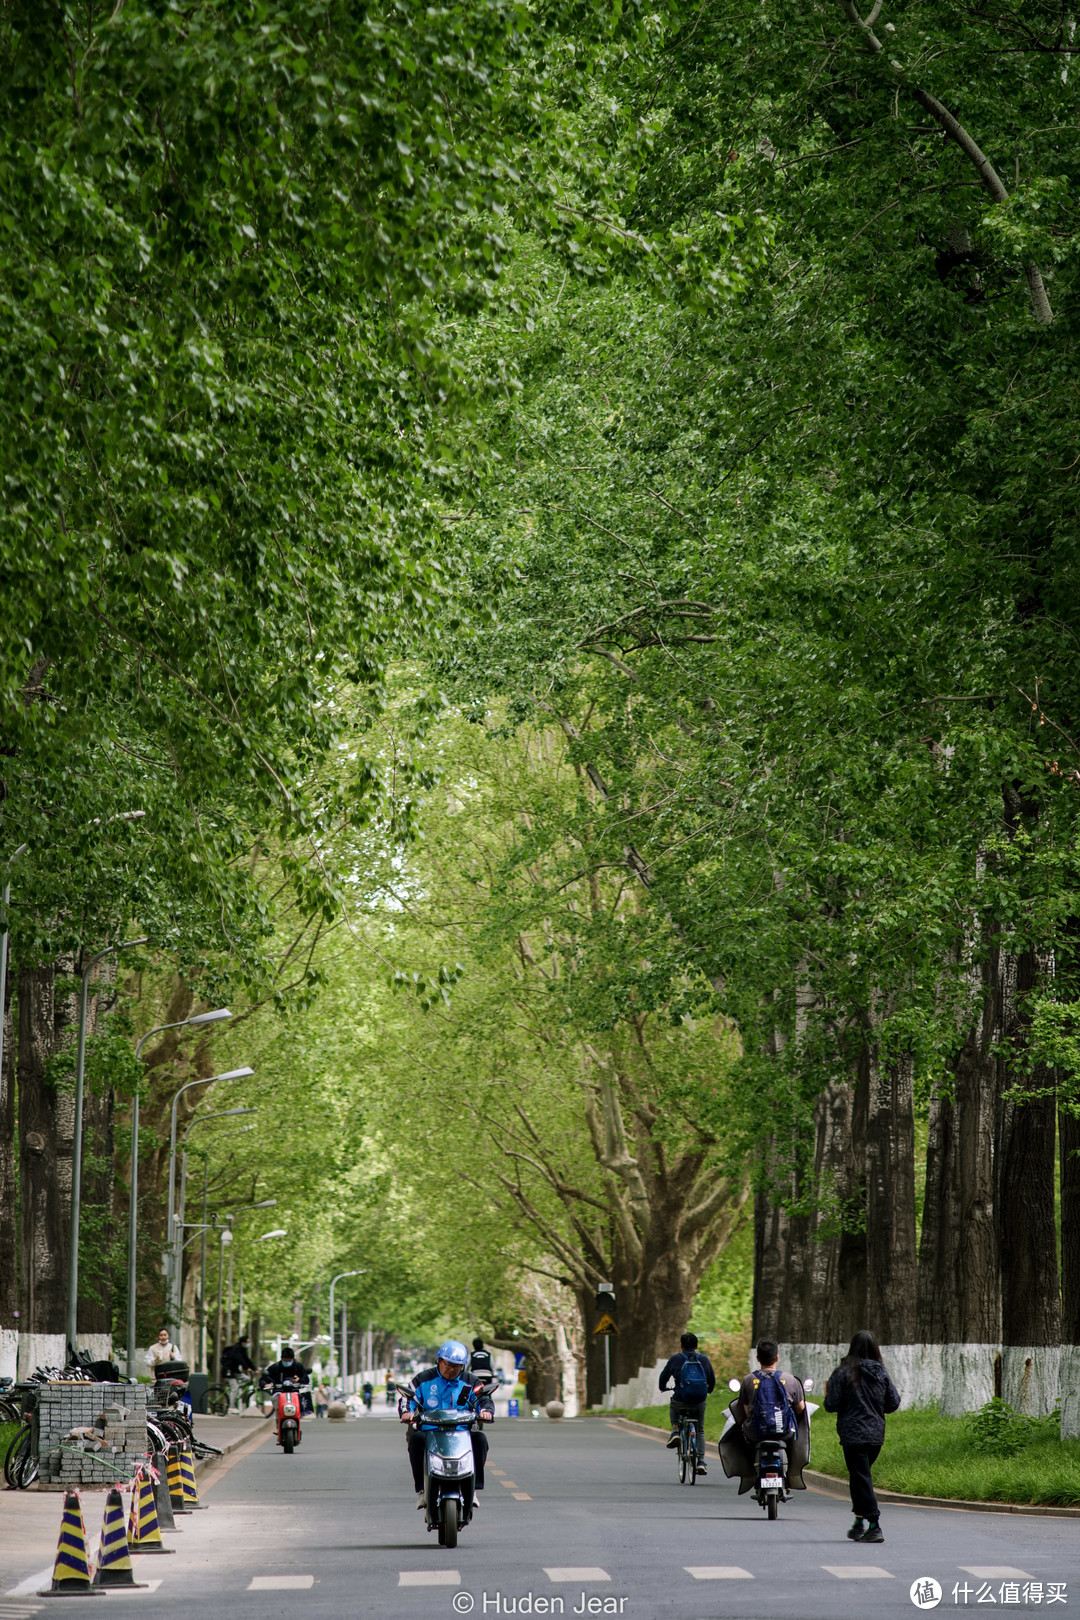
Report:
728,1377,741,1392
803,1377,815,1392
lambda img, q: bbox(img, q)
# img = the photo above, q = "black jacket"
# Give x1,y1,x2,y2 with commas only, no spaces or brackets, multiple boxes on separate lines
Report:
824,1358,900,1447
222,1342,256,1376
260,1358,310,1389
659,1351,716,1401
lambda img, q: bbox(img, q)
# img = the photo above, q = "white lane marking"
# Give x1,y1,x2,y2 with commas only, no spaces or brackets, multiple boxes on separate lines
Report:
398,1572,461,1587
4,1571,54,1599
544,1569,611,1583
247,1576,315,1590
684,1567,754,1580
101,1581,164,1596
959,1568,1032,1579
821,1566,894,1579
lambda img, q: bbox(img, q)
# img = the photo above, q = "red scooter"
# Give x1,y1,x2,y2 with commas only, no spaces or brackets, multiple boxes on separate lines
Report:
269,1378,306,1454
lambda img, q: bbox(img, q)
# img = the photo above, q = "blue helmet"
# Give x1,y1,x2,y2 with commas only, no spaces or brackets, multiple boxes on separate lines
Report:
437,1340,469,1374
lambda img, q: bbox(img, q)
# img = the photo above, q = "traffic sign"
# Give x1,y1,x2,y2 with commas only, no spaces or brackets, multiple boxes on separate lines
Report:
593,1313,619,1336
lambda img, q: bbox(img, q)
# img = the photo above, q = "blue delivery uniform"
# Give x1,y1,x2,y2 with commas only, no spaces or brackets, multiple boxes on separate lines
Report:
401,1367,494,1492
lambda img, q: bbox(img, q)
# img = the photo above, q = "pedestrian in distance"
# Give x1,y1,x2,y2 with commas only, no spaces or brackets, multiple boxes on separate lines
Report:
659,1332,716,1474
823,1330,900,1543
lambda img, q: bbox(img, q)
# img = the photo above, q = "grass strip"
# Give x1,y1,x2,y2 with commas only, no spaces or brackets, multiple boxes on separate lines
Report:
0,1419,19,1471
606,1400,1080,1507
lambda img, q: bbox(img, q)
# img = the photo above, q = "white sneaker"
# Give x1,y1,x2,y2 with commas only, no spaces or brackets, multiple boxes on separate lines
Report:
416,1492,426,1509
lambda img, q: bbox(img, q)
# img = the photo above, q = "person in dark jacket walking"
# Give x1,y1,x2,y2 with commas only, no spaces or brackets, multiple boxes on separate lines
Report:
824,1330,901,1543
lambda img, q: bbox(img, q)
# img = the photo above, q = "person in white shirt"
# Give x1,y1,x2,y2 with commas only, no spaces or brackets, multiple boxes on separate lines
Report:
145,1328,181,1372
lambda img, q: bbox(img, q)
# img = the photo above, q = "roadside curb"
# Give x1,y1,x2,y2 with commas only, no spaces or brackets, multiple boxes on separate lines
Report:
193,1416,272,1479
603,1415,1080,1519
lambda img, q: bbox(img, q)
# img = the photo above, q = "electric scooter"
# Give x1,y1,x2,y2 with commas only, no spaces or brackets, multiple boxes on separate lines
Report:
401,1383,495,1549
719,1375,817,1519
269,1377,306,1454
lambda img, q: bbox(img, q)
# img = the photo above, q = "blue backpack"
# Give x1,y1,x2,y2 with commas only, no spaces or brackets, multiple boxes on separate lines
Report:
676,1352,709,1403
750,1369,795,1439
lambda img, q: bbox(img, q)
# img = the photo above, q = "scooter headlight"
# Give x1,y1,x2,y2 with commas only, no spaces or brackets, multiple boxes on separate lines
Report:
428,1455,468,1476
428,1454,447,1475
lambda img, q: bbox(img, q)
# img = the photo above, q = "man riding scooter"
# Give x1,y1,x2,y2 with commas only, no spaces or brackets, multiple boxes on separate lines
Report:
399,1341,495,1508
259,1344,314,1415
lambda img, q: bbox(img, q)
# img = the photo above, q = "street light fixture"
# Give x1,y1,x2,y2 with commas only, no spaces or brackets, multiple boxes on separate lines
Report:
126,1006,232,1376
257,1229,287,1241
166,1067,254,1337
328,1271,364,1396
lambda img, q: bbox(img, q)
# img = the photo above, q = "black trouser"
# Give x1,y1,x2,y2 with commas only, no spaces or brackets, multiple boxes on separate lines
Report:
408,1429,488,1491
669,1398,706,1460
842,1443,882,1520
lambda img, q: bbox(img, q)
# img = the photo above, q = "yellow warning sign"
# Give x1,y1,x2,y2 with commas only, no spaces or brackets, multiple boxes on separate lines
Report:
593,1313,619,1336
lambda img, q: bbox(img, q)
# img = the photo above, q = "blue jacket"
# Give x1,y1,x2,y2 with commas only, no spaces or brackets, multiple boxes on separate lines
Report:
404,1367,494,1429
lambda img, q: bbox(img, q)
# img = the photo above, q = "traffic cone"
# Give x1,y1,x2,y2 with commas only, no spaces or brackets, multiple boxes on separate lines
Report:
92,1490,147,1589
151,1450,178,1530
166,1446,191,1513
127,1472,175,1555
38,1491,103,1598
179,1446,206,1509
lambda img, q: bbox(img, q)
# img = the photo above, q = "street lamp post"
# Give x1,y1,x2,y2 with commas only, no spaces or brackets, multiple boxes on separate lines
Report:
65,936,147,1358
328,1271,363,1395
126,1007,232,1377
214,1226,233,1385
165,1069,253,1338
179,1107,257,1373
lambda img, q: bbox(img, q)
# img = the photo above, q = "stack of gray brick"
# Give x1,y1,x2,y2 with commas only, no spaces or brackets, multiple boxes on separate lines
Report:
35,1382,149,1490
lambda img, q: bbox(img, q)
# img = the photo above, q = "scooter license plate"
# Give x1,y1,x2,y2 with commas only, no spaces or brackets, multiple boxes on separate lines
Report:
760,1478,783,1490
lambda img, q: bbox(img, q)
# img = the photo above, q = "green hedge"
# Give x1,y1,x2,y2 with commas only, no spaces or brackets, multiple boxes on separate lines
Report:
606,1402,1080,1507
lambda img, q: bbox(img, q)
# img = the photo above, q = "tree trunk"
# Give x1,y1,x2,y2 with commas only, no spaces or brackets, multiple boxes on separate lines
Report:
17,961,78,1376
917,1088,962,1344
0,966,17,1379
996,948,1061,1413
76,1085,114,1349
938,949,1002,1415
1060,1103,1080,1438
865,1044,916,1344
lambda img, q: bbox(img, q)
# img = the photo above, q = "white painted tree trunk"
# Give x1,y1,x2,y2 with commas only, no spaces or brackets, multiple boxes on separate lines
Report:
555,1323,579,1418
0,1325,16,1381
939,1344,997,1416
1059,1347,1080,1439
17,1330,65,1381
1000,1346,1060,1416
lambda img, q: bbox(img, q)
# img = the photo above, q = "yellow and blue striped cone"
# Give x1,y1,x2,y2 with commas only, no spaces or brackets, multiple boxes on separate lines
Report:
127,1472,175,1556
38,1490,103,1598
166,1447,190,1512
92,1489,146,1589
179,1446,206,1509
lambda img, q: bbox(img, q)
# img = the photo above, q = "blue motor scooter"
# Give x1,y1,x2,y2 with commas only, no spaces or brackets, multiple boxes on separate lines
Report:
401,1383,495,1548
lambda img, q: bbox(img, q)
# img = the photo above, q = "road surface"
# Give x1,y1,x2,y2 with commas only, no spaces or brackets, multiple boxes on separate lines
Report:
4,1411,1077,1618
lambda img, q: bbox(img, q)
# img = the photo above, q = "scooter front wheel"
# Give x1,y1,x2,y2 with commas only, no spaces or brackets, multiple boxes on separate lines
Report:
442,1498,458,1549
283,1429,295,1454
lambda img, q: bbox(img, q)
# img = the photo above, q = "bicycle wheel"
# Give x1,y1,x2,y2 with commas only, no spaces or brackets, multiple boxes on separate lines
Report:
4,1425,33,1489
688,1450,697,1485
202,1385,230,1417
678,1449,687,1483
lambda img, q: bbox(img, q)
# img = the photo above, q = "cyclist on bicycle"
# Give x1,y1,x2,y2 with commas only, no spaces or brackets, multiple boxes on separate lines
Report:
660,1332,715,1474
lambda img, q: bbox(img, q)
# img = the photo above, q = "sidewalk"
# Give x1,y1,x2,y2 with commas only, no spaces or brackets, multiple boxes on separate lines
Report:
0,1411,269,1593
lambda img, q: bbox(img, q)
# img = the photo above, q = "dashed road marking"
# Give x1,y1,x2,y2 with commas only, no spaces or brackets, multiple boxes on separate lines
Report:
684,1567,754,1580
499,1480,519,1489
512,1493,532,1501
489,1469,507,1477
398,1572,461,1587
247,1576,315,1590
821,1566,893,1579
544,1569,611,1583
959,1568,1032,1579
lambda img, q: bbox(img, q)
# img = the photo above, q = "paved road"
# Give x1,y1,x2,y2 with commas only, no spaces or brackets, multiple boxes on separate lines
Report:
4,1413,1078,1619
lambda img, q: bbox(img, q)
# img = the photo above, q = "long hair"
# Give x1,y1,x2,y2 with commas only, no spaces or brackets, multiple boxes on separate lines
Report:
842,1330,883,1386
